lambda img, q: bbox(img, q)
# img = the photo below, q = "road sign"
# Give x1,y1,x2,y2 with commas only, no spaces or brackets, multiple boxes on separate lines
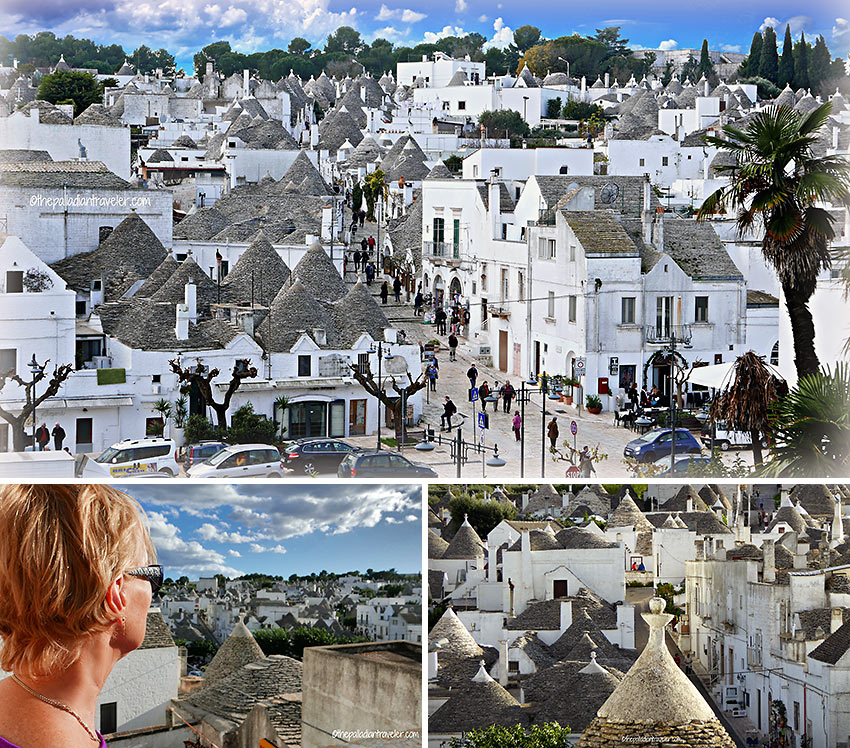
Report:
570,420,578,436
566,466,581,478
478,412,489,430
469,387,479,402
575,357,586,375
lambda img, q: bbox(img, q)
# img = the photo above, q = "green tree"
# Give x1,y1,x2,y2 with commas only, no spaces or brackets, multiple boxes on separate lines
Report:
545,96,562,119
443,155,463,173
227,402,277,444
778,25,795,88
592,27,630,59
660,60,675,86
696,39,714,80
793,32,810,91
680,54,699,83
448,492,516,539
697,102,850,379
740,32,763,78
194,40,232,78
483,46,508,75
512,25,542,52
288,37,311,55
758,26,779,83
478,109,530,139
362,169,387,221
184,414,219,443
763,364,850,477
36,70,103,116
808,36,832,95
325,26,362,55
448,723,573,748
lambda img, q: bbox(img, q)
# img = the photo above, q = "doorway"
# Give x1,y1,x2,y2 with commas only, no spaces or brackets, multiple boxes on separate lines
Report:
499,330,508,371
534,341,541,376
288,402,327,438
553,580,568,598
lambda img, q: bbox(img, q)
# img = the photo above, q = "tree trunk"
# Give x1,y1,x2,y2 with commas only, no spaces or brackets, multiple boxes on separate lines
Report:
10,416,26,452
392,400,404,443
751,429,763,467
783,281,820,379
211,404,228,431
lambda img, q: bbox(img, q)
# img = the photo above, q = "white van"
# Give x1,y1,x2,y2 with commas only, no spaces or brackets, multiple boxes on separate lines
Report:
701,423,768,452
95,437,180,477
187,444,283,478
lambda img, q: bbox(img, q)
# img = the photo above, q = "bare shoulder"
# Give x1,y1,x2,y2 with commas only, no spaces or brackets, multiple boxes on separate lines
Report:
0,680,90,748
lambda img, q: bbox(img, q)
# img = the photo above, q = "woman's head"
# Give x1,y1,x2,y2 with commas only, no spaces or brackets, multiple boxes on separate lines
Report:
0,484,156,677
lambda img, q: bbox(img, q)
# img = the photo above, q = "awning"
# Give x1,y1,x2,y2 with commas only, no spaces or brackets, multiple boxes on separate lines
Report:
686,361,784,389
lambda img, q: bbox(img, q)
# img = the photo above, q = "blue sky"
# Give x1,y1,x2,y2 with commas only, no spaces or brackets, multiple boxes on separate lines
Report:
122,483,422,579
3,1,848,73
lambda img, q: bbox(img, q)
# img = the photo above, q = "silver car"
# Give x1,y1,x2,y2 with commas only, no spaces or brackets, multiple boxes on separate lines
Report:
187,444,283,478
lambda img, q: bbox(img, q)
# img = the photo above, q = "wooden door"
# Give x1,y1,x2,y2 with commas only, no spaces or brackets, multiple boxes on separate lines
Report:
499,330,508,371
553,580,568,598
348,399,366,435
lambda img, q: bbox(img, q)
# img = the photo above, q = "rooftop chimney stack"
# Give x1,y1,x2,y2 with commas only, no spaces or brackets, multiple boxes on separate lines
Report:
762,539,776,583
243,69,250,99
832,606,844,634
641,175,652,245
184,280,197,323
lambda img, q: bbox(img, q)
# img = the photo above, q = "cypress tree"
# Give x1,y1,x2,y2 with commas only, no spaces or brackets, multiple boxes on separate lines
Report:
809,35,831,94
793,31,810,91
741,32,762,77
758,26,779,83
697,39,714,80
778,25,795,87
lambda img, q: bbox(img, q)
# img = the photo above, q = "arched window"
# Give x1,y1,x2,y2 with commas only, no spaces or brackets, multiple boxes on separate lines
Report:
559,165,569,174
770,341,779,366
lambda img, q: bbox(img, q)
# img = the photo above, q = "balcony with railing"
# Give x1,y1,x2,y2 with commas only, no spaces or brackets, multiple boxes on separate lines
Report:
645,324,693,345
423,241,461,261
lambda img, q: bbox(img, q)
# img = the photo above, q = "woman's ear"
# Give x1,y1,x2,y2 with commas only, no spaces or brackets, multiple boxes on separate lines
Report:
105,575,128,619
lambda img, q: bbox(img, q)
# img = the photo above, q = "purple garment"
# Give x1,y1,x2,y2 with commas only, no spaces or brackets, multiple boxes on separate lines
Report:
0,733,106,748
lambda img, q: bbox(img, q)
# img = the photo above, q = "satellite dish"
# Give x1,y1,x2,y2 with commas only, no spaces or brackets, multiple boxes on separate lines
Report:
600,182,619,205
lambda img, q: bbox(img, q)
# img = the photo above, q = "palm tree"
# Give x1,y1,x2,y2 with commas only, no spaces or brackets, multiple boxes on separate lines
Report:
709,351,786,466
761,363,850,477
697,103,850,379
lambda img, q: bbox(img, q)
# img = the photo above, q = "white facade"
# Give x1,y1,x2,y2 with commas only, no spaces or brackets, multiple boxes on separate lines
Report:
397,53,485,89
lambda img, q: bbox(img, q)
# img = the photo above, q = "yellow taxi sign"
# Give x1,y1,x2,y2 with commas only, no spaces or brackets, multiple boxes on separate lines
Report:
259,740,278,748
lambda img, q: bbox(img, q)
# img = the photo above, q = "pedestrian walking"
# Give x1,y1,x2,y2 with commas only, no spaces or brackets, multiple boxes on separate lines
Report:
466,364,478,389
512,411,522,441
380,281,389,304
367,234,376,252
414,291,423,316
441,396,457,430
448,332,458,361
353,249,362,273
479,381,490,411
579,445,596,478
365,262,375,285
360,236,368,254
393,276,402,302
548,417,559,450
435,307,447,335
35,423,50,451
51,423,66,451
359,209,366,227
428,363,438,391
501,380,515,413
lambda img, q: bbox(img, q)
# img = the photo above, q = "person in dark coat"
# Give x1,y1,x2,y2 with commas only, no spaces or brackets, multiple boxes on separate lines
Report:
393,276,402,302
51,423,66,451
380,281,389,304
466,364,478,389
35,423,50,451
365,262,375,285
448,332,458,361
441,397,457,430
353,249,362,272
501,381,515,412
548,417,559,449
360,236,368,254
359,209,366,227
479,381,490,411
414,291,423,316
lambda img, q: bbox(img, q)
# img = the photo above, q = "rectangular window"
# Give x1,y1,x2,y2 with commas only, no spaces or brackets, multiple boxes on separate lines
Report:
568,295,577,323
501,268,508,301
100,702,117,735
76,418,93,448
6,270,23,293
547,291,555,319
457,101,466,110
518,271,524,301
538,238,556,260
356,353,369,374
76,300,87,316
433,217,445,244
695,296,709,323
481,264,487,291
0,349,15,376
569,243,576,262
298,355,312,377
621,297,636,325
662,156,669,166
453,218,460,255
639,158,645,167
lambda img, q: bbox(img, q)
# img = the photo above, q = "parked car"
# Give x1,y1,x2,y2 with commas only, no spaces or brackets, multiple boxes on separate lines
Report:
653,454,714,477
337,450,438,478
623,428,702,463
95,437,180,477
282,438,359,474
700,423,768,451
187,444,283,478
181,441,228,471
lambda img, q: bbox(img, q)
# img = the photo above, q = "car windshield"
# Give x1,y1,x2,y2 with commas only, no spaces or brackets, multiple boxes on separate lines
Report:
636,428,667,443
205,448,235,466
95,446,121,463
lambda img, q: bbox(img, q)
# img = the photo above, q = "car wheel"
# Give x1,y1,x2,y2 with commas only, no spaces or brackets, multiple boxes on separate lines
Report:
720,441,730,452
266,472,281,478
158,468,174,477
642,451,656,464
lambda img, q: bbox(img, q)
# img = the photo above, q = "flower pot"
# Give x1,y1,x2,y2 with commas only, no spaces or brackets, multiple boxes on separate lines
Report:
587,406,602,415
172,426,186,449
561,395,573,405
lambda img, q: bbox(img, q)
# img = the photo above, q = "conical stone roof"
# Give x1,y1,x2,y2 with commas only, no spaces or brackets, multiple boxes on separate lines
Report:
201,619,265,688
289,240,347,302
608,491,653,531
277,151,332,195
151,256,218,312
220,231,291,305
258,280,335,352
136,254,178,298
424,160,454,180
429,528,450,559
331,281,390,346
443,515,485,559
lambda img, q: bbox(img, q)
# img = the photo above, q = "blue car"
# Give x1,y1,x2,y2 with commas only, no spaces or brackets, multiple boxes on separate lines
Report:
624,428,702,464
653,454,713,477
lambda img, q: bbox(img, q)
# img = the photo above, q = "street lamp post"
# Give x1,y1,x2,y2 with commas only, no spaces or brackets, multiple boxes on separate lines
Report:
376,342,383,450
28,354,44,450
540,372,549,479
520,381,526,479
666,333,679,468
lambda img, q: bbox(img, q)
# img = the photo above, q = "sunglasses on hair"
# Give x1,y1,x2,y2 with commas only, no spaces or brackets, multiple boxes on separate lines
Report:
126,564,164,595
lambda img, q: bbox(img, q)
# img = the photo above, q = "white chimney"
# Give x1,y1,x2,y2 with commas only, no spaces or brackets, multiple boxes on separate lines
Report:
175,303,189,340
499,640,509,685
642,175,652,244
604,72,610,88
653,208,665,251
832,606,844,634
489,177,501,239
313,328,327,346
559,600,573,631
184,280,197,323
243,69,250,98
310,123,319,148
762,539,776,583
237,310,254,336
686,496,693,513
833,126,839,150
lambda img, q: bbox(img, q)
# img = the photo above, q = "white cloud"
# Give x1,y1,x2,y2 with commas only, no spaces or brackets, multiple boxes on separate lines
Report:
376,4,425,23
228,549,242,557
658,39,678,51
833,17,850,47
269,544,288,554
455,0,467,13
373,25,405,41
483,16,513,50
248,542,268,553
423,24,466,43
196,522,262,544
478,14,488,22
405,514,419,522
719,44,742,53
147,512,242,578
219,5,247,26
760,17,781,32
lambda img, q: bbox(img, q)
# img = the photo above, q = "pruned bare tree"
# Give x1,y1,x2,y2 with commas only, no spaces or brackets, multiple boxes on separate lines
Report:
349,361,427,442
0,361,73,451
169,358,258,430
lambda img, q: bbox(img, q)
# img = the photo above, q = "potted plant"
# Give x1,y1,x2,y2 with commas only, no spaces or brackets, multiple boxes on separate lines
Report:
151,398,172,437
561,376,580,404
586,394,603,415
172,395,188,448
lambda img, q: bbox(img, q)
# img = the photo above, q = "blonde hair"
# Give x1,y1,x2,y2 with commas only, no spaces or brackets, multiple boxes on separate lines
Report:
0,484,155,677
